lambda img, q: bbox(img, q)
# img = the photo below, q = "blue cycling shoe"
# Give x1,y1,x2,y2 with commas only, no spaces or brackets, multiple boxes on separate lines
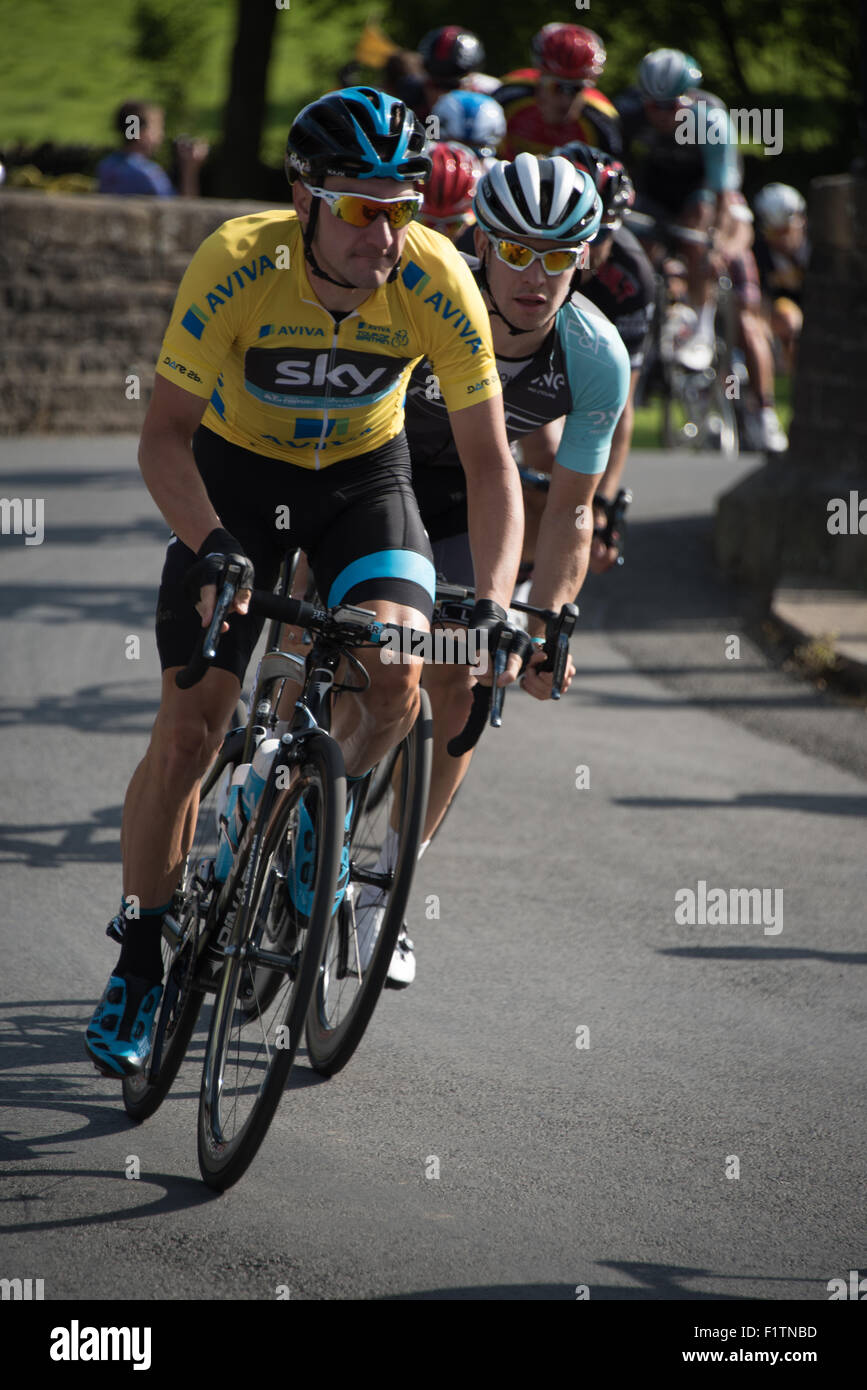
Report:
285,785,354,922
85,973,163,1078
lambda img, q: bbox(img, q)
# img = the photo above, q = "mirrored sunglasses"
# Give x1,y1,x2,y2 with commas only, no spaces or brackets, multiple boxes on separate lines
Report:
488,235,588,274
304,184,423,229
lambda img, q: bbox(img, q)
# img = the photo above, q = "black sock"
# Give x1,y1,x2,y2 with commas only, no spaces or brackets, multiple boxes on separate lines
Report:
115,900,170,983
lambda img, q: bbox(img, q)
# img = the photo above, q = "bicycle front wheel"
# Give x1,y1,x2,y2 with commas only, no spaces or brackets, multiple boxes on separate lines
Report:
122,728,245,1122
197,731,345,1191
306,687,432,1077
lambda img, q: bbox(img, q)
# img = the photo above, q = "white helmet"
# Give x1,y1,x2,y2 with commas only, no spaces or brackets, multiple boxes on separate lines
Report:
637,48,702,101
753,183,806,230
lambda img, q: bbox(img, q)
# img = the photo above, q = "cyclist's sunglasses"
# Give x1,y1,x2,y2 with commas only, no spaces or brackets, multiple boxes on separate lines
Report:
487,234,589,273
541,76,587,96
305,184,424,229
645,96,691,112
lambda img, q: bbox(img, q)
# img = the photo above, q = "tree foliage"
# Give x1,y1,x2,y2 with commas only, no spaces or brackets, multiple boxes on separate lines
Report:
383,0,860,177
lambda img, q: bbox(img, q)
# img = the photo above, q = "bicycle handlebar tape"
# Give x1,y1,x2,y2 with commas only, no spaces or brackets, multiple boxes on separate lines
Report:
447,682,492,758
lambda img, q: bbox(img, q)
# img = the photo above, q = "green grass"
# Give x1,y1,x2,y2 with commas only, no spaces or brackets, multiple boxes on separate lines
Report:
0,0,379,155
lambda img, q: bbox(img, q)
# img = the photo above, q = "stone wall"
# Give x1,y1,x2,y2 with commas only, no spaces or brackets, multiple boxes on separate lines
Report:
0,191,277,434
716,174,867,592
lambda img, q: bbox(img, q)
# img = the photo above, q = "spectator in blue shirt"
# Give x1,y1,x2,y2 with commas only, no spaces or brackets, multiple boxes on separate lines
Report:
97,100,207,197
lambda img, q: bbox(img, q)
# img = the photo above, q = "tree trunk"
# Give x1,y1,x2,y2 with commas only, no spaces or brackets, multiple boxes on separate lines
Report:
213,0,279,198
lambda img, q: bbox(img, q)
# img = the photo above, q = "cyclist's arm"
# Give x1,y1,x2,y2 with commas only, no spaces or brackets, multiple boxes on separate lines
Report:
594,365,640,501
524,453,598,637
139,376,249,627
449,394,524,612
526,305,630,611
139,375,218,552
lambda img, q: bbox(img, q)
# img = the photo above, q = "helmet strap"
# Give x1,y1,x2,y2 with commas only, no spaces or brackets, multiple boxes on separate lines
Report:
301,196,358,290
302,191,403,289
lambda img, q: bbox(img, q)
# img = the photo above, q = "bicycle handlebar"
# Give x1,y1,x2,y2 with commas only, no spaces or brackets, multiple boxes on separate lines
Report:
174,578,531,756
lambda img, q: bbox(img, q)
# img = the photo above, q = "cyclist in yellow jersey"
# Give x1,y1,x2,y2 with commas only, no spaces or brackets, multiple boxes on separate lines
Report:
85,87,527,1079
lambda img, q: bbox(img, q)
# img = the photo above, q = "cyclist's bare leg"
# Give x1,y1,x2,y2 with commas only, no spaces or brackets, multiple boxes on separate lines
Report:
328,597,428,778
739,305,776,405
420,653,475,840
681,197,714,310
120,666,241,908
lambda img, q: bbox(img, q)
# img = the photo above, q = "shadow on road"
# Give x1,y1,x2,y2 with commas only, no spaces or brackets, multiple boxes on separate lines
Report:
381,1259,812,1298
0,678,159,736
660,946,867,966
0,805,123,867
616,793,867,818
0,583,155,628
0,1168,217,1234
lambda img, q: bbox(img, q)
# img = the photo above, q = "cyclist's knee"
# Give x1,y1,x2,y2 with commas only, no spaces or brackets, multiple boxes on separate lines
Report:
366,658,420,725
149,677,236,789
424,659,474,723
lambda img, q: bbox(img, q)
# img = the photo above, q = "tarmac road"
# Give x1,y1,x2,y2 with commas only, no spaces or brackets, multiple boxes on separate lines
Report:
0,437,863,1302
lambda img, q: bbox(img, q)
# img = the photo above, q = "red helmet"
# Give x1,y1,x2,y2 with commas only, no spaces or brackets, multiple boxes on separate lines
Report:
419,142,482,227
531,24,607,83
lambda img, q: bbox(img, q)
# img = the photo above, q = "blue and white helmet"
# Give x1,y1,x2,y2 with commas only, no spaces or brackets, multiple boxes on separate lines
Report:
286,86,431,183
474,153,602,242
431,90,506,159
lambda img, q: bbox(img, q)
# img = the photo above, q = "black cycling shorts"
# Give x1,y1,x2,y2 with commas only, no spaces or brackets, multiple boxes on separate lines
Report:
155,425,435,683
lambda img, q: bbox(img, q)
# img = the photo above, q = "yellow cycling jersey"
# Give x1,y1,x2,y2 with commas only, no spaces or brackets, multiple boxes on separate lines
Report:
155,210,501,467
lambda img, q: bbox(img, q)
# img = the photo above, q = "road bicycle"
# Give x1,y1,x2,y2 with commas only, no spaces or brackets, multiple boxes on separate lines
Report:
630,211,740,460
119,554,437,1190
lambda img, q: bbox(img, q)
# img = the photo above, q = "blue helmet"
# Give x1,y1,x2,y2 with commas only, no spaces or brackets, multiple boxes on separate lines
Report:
286,86,432,183
431,90,506,158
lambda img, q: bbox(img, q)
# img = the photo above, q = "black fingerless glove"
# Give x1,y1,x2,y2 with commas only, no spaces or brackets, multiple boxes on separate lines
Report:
183,528,255,606
470,599,535,675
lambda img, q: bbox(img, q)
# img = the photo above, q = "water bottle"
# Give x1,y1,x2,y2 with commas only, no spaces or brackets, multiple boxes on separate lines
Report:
241,737,281,820
214,764,250,883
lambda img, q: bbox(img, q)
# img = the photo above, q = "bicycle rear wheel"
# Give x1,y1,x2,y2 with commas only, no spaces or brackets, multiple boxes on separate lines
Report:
197,731,345,1190
122,728,245,1122
306,687,432,1077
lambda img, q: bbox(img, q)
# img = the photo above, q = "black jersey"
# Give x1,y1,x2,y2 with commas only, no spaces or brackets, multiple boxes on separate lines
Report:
615,86,740,214
579,225,655,369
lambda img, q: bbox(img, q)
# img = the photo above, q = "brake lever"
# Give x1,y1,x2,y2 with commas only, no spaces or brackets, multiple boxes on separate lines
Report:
538,603,579,698
489,626,514,728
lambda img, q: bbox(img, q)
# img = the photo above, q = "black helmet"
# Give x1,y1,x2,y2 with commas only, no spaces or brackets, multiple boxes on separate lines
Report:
418,27,485,81
553,142,636,228
286,86,431,185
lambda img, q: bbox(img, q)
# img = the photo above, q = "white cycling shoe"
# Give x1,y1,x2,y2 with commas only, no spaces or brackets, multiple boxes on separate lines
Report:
352,892,415,989
759,406,788,452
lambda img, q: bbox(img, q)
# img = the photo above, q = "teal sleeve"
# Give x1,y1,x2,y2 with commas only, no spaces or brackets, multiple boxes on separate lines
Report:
702,104,741,193
556,302,631,474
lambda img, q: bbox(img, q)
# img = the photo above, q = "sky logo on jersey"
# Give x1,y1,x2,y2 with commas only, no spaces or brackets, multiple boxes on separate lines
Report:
401,259,484,355
181,254,278,339
244,346,406,408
